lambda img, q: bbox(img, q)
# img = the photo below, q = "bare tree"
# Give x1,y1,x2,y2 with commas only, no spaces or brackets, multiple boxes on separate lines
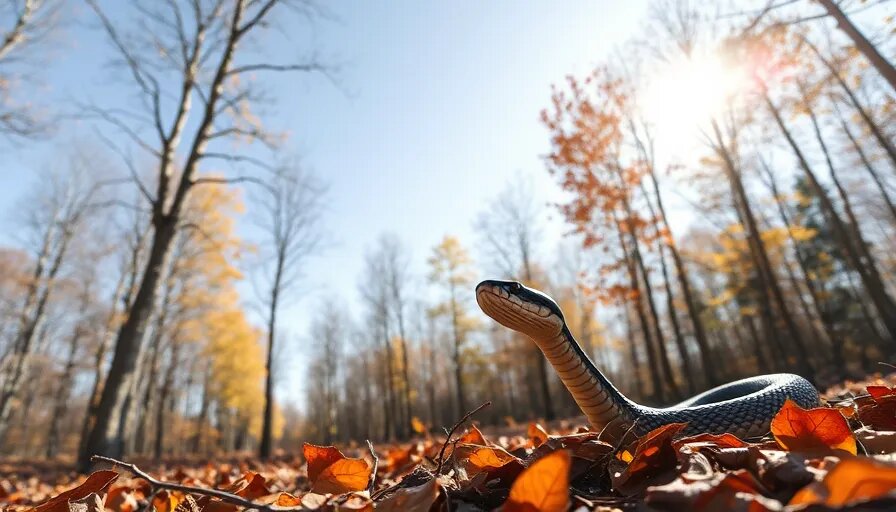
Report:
256,162,324,459
0,162,100,440
475,179,556,420
79,0,329,470
0,0,60,137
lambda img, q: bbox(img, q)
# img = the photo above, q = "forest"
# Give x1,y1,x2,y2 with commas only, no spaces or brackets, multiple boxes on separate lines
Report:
1,0,896,510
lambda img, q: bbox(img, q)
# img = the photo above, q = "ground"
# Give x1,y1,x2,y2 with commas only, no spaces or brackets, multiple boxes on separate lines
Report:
4,373,896,511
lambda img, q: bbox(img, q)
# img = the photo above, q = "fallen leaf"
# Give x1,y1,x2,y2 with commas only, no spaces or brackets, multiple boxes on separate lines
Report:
303,444,346,483
151,490,180,512
867,386,896,399
527,423,549,448
312,458,372,495
66,493,105,512
34,471,119,512
789,457,896,507
503,450,571,512
376,478,439,512
610,423,687,496
458,425,487,445
272,492,302,507
770,399,856,454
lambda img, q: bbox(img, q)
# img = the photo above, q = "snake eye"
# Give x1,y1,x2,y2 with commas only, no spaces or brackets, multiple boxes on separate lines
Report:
509,282,522,293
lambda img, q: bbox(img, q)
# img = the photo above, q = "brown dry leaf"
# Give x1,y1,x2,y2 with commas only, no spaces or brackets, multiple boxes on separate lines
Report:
234,473,270,500
303,444,346,483
375,478,439,512
789,457,896,507
647,469,778,511
458,425,488,445
674,432,747,451
105,486,139,512
503,449,571,512
527,423,549,448
312,458,372,495
858,393,896,430
151,490,180,512
34,471,119,512
66,493,105,512
272,492,302,507
770,399,856,454
867,385,896,399
610,422,687,496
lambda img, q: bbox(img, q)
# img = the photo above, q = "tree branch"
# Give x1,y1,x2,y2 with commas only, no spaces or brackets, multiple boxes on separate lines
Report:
226,61,325,76
196,152,276,172
91,455,285,512
0,0,35,61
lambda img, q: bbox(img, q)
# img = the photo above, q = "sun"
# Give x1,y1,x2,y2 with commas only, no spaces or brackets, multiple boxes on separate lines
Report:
640,51,748,151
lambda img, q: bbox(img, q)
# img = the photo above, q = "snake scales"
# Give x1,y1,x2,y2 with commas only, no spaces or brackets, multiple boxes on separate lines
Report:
475,279,820,440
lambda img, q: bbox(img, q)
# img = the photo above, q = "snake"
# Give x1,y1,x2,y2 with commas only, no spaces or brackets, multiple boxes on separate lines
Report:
475,279,820,440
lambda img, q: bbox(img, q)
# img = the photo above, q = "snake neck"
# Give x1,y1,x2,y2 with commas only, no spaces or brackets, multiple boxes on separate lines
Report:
532,325,639,435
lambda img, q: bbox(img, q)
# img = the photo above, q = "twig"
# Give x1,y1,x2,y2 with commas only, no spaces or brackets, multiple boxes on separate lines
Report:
435,401,491,475
366,440,378,495
90,455,280,512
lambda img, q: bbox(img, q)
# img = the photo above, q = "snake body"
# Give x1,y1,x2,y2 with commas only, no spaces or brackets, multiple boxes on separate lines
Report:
475,279,820,440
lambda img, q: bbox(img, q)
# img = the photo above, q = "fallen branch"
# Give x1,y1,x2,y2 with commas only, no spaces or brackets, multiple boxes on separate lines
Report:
435,401,491,475
90,456,280,512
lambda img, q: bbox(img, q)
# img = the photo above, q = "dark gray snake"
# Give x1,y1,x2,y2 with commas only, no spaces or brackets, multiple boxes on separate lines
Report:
475,279,820,440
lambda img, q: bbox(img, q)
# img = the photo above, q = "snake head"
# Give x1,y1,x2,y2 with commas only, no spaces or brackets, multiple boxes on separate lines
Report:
475,279,565,339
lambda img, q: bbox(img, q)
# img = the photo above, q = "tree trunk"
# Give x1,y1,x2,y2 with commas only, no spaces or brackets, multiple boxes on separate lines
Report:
764,92,896,348
760,158,840,357
637,124,720,387
154,340,178,460
449,285,467,419
836,108,896,224
520,263,555,421
0,222,73,440
804,38,896,169
815,0,896,93
640,183,696,394
710,119,812,380
622,305,646,401
615,216,665,403
260,265,281,459
79,219,177,470
45,327,82,458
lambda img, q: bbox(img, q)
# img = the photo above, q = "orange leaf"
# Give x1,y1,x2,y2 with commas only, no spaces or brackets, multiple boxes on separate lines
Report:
789,457,896,507
235,473,270,500
458,425,487,445
503,450,571,512
312,458,372,495
273,493,302,507
303,443,346,483
771,399,856,454
466,446,518,470
376,478,439,512
527,423,549,448
610,423,687,496
34,471,119,512
151,491,179,512
411,417,427,434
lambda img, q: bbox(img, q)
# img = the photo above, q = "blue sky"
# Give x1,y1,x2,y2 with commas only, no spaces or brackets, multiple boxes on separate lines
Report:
2,1,650,402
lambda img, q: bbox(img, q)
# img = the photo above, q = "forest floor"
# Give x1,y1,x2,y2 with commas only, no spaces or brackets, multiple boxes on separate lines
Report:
4,373,896,512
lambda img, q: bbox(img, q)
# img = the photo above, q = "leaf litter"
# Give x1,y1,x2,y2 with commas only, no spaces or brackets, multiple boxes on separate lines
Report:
5,374,896,511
